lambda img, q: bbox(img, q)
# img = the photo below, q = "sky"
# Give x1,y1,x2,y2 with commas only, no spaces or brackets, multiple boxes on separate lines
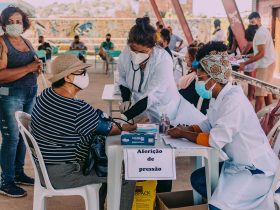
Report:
22,0,253,17
193,0,252,17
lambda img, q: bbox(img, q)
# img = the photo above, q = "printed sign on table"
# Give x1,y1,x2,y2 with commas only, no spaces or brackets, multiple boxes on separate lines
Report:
124,148,176,180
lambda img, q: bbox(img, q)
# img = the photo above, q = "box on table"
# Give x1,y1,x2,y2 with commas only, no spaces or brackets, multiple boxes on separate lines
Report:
156,190,208,210
132,180,157,210
121,131,156,145
137,124,158,133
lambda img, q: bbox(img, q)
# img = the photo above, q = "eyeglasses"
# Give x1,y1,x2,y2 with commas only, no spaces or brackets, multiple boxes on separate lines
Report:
71,69,87,76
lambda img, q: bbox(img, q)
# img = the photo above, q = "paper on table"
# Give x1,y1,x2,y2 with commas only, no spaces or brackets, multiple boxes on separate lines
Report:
162,135,208,149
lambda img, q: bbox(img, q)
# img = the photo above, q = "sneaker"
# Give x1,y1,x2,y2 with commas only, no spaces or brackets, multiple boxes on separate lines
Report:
14,173,34,186
0,182,27,198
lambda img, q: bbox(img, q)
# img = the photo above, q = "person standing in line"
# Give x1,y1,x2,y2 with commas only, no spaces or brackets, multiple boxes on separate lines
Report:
241,24,258,102
167,26,183,52
160,28,172,58
0,6,42,197
239,12,276,112
155,21,164,44
212,19,226,42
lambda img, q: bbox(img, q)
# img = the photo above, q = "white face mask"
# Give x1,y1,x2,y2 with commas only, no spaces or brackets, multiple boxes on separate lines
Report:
6,24,23,37
131,50,150,65
72,72,89,90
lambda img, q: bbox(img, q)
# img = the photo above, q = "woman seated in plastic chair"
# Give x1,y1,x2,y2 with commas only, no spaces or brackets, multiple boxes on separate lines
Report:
30,54,140,210
167,42,279,210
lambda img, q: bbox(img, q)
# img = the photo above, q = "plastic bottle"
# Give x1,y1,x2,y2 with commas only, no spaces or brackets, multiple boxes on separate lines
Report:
164,114,170,133
159,113,165,134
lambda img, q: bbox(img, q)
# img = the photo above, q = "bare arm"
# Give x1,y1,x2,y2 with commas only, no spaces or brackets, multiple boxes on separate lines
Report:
239,44,265,71
0,40,41,84
109,123,137,136
178,40,183,48
244,44,265,65
242,41,253,55
167,127,198,143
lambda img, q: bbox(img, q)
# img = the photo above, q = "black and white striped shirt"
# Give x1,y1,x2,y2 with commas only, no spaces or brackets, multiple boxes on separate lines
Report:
31,88,100,164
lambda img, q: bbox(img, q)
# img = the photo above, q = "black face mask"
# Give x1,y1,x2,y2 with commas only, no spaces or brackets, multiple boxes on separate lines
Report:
39,40,43,43
249,24,259,30
106,38,110,42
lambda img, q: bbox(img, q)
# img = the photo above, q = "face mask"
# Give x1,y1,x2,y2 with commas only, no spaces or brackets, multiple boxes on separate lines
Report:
249,24,259,30
131,50,150,65
106,38,110,42
72,72,89,90
39,40,43,43
6,24,23,37
195,78,216,99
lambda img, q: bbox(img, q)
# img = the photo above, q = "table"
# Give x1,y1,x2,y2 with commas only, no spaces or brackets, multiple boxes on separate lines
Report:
101,84,122,116
105,135,219,210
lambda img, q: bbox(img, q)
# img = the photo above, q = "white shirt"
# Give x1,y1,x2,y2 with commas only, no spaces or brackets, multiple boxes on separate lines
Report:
117,46,181,122
117,46,206,125
253,26,276,68
212,29,226,42
199,83,278,209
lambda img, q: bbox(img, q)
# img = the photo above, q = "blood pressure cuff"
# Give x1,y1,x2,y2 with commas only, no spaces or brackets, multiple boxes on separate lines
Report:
119,85,131,102
123,97,148,121
94,109,113,136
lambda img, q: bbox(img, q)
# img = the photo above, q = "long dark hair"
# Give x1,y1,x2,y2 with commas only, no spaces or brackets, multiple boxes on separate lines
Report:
128,16,156,48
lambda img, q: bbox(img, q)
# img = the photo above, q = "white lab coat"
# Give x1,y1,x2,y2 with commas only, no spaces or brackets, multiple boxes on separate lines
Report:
117,46,205,124
199,83,279,210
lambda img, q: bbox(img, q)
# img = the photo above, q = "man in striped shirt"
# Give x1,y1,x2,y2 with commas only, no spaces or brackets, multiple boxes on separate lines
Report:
31,54,138,210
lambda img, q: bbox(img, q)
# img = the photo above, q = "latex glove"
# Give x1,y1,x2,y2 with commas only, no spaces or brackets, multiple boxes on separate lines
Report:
119,101,131,114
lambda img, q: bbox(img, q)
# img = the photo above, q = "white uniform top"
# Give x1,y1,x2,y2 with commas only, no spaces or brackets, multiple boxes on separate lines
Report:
199,83,279,210
253,25,276,68
117,46,206,124
212,30,226,42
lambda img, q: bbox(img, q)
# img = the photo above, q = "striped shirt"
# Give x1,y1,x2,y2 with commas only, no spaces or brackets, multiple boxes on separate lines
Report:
31,88,100,164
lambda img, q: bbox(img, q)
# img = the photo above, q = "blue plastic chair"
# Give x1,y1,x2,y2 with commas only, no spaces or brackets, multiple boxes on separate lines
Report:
94,46,100,67
51,46,59,55
107,50,121,73
36,50,47,73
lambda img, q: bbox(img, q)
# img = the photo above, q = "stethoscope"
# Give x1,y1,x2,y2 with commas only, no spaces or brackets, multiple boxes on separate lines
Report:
130,57,150,93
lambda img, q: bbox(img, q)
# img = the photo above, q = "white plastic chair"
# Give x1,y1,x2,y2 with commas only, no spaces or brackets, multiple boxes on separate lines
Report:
257,102,280,140
268,126,280,209
256,102,278,119
15,111,101,210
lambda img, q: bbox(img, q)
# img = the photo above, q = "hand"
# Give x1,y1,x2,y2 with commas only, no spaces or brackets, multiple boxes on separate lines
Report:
119,101,131,114
238,62,245,71
34,56,43,74
174,46,180,52
177,125,193,132
133,115,150,124
122,123,137,132
235,55,242,60
28,56,42,74
167,127,184,138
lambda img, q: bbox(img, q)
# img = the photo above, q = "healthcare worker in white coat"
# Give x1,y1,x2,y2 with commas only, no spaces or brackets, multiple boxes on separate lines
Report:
167,41,279,210
117,16,204,193
117,16,205,125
